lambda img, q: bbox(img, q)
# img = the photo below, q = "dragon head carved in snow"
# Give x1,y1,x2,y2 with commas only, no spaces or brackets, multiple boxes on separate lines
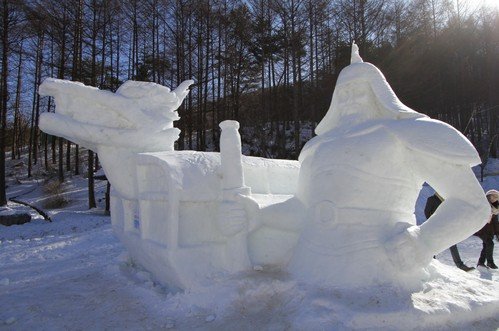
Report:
38,78,194,199
39,78,194,152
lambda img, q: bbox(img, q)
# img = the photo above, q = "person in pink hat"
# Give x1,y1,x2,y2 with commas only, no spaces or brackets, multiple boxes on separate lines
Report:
475,189,499,269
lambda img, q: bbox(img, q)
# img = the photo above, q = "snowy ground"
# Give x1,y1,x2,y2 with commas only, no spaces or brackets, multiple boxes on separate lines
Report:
1,159,498,330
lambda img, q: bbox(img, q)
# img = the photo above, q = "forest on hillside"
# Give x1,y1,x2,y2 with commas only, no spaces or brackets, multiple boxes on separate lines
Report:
0,0,498,206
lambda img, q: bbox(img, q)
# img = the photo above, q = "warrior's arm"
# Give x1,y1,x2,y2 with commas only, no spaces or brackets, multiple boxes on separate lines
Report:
389,117,489,257
240,195,305,232
411,156,489,256
259,197,305,232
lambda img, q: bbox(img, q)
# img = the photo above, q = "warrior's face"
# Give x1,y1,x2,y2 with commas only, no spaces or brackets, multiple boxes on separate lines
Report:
332,80,381,128
337,81,372,106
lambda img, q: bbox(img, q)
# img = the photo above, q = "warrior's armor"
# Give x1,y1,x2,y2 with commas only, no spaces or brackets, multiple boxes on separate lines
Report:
287,44,489,287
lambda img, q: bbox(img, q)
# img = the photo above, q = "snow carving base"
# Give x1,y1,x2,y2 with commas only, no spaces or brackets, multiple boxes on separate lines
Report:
39,43,491,293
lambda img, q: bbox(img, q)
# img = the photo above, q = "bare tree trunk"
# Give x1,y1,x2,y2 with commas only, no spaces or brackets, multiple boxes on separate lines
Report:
73,0,83,175
87,0,99,209
188,11,193,150
0,0,9,205
197,11,205,150
88,150,96,208
44,132,48,170
66,140,71,171
57,6,68,183
175,0,186,150
28,33,43,178
11,40,23,160
203,1,210,150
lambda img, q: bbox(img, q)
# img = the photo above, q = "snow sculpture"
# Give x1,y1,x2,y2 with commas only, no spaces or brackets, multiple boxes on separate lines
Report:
38,78,300,288
38,43,489,291
283,43,490,288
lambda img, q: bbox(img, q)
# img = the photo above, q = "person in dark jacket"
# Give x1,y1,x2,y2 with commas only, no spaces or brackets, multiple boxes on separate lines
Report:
475,190,499,269
424,192,474,271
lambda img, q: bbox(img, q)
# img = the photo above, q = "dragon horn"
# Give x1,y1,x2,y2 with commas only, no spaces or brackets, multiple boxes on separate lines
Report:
173,80,195,103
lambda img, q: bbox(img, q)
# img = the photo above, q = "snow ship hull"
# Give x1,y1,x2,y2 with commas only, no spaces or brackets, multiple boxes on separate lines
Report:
110,150,300,289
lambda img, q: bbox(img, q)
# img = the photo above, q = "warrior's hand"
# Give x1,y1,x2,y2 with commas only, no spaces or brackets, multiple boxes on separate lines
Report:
385,223,431,271
216,201,248,237
235,194,261,232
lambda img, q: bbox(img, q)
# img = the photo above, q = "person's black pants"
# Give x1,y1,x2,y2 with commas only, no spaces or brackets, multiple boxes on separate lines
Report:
449,244,464,267
478,237,494,264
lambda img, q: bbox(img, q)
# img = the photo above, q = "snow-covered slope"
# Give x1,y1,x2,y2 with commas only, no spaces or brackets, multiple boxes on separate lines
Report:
0,162,498,330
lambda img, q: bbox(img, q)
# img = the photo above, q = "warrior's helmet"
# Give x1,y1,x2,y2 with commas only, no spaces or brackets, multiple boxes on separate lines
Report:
315,42,423,135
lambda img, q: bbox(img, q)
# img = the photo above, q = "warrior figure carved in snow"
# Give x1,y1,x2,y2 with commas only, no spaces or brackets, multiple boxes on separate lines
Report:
248,43,490,288
37,44,490,290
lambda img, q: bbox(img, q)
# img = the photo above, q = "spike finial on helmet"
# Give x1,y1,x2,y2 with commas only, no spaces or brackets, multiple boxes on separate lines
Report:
351,41,363,64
